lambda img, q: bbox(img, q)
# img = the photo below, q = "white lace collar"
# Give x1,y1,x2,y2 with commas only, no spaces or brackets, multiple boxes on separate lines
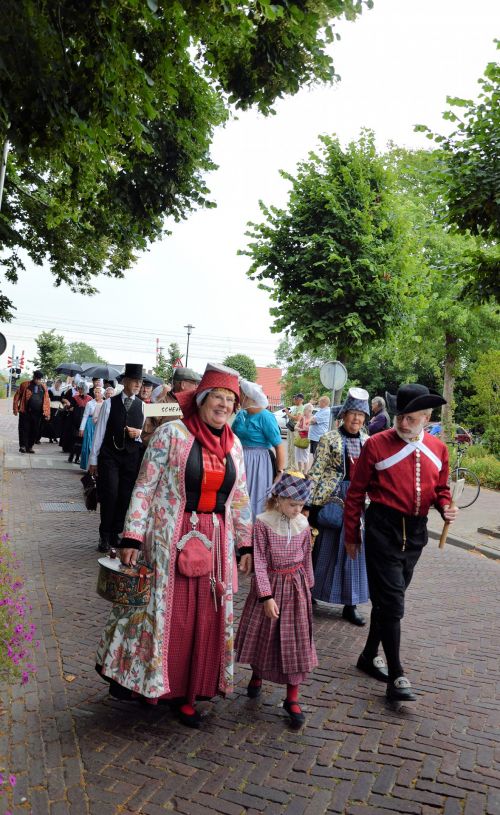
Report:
257,510,309,541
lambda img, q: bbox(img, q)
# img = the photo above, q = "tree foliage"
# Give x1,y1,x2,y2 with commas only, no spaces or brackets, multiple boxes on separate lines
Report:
65,342,107,365
223,353,257,382
0,0,371,321
269,147,500,431
153,341,183,381
242,132,408,357
415,50,500,301
30,330,68,378
30,330,106,376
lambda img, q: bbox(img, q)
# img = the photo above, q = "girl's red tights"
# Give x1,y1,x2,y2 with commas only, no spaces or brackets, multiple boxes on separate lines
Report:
286,683,300,711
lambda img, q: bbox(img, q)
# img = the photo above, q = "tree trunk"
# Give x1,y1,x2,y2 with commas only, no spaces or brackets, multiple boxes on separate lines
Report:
441,333,457,443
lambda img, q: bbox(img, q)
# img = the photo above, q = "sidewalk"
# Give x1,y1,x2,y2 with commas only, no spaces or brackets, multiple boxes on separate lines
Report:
0,408,499,815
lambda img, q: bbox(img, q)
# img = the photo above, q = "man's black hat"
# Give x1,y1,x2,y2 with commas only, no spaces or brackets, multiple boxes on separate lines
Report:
293,392,304,399
122,363,143,380
385,384,446,416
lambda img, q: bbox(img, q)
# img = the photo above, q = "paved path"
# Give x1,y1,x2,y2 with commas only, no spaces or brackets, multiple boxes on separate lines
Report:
0,408,499,815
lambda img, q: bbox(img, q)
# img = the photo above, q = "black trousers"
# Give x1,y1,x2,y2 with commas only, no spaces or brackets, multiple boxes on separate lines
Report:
97,445,141,542
362,501,427,681
18,411,42,450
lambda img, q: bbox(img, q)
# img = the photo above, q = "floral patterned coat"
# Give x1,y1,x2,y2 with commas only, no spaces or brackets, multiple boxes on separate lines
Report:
96,419,252,699
308,428,369,506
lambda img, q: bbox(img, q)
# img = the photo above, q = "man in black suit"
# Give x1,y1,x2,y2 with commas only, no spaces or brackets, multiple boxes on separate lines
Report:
89,363,144,553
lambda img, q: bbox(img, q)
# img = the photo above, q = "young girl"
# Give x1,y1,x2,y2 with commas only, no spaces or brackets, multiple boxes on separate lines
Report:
235,472,318,727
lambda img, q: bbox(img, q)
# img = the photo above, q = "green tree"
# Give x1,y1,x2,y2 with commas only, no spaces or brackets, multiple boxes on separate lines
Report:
65,342,107,365
416,52,500,301
0,0,371,321
348,148,500,437
223,353,257,382
242,132,408,357
275,337,323,404
31,330,68,377
153,350,170,382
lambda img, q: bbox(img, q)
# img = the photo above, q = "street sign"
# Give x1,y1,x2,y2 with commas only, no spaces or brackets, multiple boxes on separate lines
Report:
319,361,348,391
0,333,6,356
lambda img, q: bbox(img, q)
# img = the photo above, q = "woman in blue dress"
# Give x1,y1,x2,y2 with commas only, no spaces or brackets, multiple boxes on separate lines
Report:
232,379,285,518
308,388,371,626
79,384,104,470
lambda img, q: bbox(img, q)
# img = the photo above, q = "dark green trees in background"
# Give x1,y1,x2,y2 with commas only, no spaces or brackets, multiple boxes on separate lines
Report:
0,0,371,321
243,133,407,357
30,330,106,377
223,354,258,382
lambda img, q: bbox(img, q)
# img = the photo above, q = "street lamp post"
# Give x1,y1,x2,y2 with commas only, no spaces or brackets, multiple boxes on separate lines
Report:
184,324,195,367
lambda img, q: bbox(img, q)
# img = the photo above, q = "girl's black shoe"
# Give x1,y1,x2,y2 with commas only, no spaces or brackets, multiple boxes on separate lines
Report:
283,699,305,728
178,706,202,729
247,679,262,698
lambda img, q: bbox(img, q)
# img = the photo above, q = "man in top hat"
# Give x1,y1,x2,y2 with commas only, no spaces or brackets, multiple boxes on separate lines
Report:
141,366,201,447
343,384,458,703
89,363,145,553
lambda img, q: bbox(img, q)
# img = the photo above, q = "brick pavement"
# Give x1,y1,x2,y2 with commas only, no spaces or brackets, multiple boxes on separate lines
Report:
0,423,499,813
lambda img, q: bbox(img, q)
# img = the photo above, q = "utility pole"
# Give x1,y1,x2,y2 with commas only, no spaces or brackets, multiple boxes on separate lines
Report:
184,324,195,367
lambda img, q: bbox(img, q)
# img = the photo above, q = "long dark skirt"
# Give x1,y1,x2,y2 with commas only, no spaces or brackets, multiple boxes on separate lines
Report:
312,480,369,606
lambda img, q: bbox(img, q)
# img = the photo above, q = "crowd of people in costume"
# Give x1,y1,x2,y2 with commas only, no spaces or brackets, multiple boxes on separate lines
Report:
13,363,458,728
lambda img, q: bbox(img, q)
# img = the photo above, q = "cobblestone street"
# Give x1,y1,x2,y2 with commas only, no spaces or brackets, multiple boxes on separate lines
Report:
1,420,499,814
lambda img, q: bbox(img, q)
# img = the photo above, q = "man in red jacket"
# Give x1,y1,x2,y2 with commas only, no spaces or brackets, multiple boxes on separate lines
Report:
13,370,50,453
344,384,458,703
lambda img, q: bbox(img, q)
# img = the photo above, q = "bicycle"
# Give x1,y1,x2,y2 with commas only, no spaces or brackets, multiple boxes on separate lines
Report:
450,443,481,509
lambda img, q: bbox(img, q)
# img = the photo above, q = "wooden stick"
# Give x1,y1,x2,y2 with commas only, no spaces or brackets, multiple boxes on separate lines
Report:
439,501,455,549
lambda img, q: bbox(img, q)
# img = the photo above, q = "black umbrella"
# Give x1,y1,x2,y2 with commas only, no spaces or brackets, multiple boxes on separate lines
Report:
55,362,84,376
82,363,123,380
142,373,163,386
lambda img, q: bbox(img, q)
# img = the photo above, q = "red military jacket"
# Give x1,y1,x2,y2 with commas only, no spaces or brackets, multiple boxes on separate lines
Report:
344,428,452,547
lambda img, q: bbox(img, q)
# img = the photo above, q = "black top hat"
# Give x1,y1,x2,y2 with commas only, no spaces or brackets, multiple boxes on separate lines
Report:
122,363,143,381
385,384,446,416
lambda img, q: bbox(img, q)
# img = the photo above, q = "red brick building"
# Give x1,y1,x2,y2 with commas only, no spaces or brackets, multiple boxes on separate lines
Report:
255,367,283,409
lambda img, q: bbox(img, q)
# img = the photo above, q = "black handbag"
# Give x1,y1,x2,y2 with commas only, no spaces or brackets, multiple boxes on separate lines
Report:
317,496,344,529
81,473,98,511
285,418,296,432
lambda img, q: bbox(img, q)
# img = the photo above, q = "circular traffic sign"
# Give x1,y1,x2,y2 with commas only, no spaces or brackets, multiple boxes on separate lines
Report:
319,361,348,391
0,333,6,356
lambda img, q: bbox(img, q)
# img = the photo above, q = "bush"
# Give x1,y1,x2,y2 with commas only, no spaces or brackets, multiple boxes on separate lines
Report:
482,415,500,458
0,529,38,685
461,447,500,491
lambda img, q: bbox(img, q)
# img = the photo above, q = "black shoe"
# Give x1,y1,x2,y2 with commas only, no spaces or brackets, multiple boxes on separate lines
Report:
27,448,35,454
178,707,202,729
386,676,417,702
357,653,389,682
67,455,73,463
74,459,80,464
283,699,305,728
342,605,366,626
19,447,27,454
97,538,110,554
247,679,262,699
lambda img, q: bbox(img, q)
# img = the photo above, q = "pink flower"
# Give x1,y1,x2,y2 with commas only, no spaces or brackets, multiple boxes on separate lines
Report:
9,774,16,787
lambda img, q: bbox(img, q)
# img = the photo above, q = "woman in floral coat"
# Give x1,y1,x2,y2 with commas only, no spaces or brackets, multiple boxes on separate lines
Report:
96,363,253,727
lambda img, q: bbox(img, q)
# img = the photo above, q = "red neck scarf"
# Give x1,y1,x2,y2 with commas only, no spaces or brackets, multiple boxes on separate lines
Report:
74,393,91,407
176,390,234,463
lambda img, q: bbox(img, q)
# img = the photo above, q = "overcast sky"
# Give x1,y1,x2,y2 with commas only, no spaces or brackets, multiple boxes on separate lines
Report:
3,0,499,375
